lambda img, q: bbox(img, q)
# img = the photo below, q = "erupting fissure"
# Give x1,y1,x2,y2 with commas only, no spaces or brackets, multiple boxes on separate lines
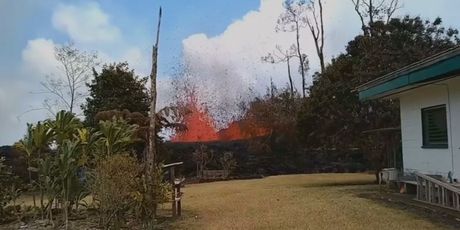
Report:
171,99,269,142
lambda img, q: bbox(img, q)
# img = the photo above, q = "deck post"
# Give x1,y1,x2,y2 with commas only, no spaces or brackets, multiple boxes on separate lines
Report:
170,167,176,216
177,184,182,216
162,162,184,218
416,176,420,200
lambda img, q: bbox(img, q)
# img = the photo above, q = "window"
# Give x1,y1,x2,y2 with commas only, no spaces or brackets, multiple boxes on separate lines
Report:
422,105,448,148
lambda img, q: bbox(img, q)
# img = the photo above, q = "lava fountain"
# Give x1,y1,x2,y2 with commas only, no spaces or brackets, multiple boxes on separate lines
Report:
171,99,270,143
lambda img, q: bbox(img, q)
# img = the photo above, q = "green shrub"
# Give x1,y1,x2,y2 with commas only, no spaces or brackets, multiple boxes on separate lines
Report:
132,164,170,225
91,154,141,229
91,154,171,229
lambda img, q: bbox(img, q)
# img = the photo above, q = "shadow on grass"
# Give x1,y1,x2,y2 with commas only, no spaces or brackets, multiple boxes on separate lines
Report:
351,187,460,229
299,181,375,188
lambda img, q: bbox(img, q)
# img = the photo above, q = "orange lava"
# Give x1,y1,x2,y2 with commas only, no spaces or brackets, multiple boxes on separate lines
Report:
171,100,270,143
171,101,218,142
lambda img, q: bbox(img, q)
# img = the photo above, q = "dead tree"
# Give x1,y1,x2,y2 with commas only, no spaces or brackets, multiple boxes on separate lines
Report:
277,1,309,98
351,0,402,35
147,7,162,219
305,0,325,74
261,45,298,97
278,0,324,95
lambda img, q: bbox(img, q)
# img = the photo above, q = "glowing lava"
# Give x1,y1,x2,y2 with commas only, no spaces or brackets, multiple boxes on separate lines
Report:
171,101,219,142
171,100,270,143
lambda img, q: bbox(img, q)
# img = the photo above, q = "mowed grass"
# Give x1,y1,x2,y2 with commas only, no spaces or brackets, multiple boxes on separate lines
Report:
169,173,449,230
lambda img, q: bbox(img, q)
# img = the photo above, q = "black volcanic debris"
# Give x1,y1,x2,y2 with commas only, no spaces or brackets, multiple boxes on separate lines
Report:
163,140,369,178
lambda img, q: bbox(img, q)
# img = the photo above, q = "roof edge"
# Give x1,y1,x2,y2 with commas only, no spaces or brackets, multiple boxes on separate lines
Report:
356,46,460,92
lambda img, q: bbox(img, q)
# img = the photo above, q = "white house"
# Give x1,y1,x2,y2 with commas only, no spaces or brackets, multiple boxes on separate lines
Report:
357,46,460,181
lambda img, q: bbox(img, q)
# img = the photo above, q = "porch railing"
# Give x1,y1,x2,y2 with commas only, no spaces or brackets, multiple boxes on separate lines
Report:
415,172,460,210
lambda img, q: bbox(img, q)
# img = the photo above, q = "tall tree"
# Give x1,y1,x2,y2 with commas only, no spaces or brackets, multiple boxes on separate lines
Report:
41,44,98,114
82,62,149,126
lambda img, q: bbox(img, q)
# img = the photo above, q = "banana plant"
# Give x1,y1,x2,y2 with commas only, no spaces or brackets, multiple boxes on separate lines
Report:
31,122,54,213
15,121,54,212
97,118,137,156
56,139,81,230
15,124,37,208
49,110,82,146
75,127,101,167
36,156,59,225
32,121,54,157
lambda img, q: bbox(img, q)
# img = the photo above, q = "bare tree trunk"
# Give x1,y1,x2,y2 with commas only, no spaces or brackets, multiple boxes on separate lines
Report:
295,21,306,98
368,0,374,25
368,0,375,36
69,92,74,113
318,0,325,73
261,46,296,97
147,7,162,221
306,0,325,74
286,56,294,97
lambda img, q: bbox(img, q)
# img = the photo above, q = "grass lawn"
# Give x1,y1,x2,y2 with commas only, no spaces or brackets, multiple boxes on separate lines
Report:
168,173,452,230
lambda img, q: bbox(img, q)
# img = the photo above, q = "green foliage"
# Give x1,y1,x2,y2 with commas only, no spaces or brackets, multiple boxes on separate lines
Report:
55,139,83,227
297,16,459,170
91,154,141,229
133,164,170,227
97,117,138,157
82,62,150,127
75,127,101,168
15,124,35,160
299,16,459,147
11,112,97,225
49,110,82,145
15,125,37,195
15,121,54,210
90,154,170,229
94,108,187,162
9,96,170,227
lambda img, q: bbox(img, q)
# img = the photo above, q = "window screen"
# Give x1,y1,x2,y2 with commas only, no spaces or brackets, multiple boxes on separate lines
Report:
422,105,448,148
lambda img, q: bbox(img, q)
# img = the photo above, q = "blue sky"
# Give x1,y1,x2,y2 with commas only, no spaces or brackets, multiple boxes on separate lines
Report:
0,0,260,145
0,0,259,78
1,0,460,145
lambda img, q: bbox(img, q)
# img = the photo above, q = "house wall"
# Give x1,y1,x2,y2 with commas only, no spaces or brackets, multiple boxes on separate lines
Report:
399,77,460,179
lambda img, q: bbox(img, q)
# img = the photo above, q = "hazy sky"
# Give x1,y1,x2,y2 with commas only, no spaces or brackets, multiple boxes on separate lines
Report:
1,0,459,145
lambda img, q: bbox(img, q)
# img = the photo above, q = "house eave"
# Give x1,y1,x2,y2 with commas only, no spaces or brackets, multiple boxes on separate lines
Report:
357,46,460,101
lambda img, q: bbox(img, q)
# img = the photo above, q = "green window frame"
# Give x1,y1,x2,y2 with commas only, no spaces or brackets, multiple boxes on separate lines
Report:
421,105,448,149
